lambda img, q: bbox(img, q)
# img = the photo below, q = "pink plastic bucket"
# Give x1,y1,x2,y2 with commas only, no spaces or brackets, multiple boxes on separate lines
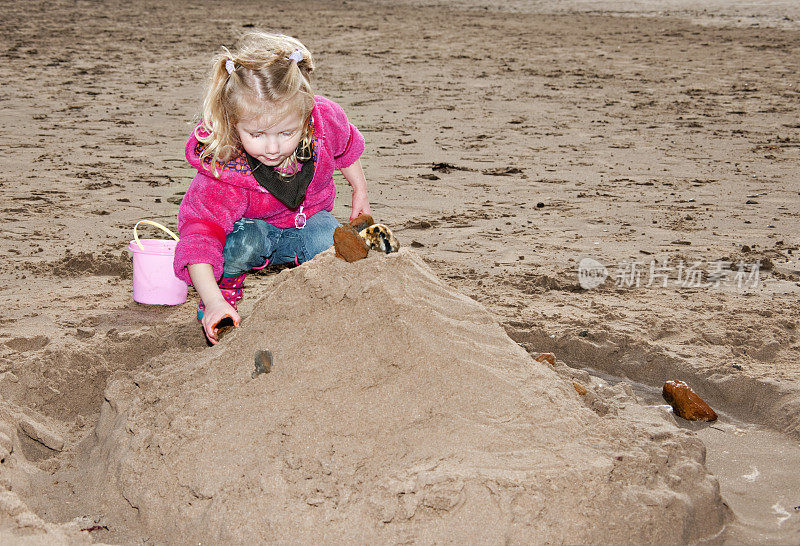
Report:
129,220,188,305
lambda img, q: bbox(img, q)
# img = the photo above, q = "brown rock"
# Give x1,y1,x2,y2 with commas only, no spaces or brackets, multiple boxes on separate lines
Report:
573,382,587,396
535,353,556,366
662,380,717,422
349,213,375,233
334,225,370,262
252,350,273,378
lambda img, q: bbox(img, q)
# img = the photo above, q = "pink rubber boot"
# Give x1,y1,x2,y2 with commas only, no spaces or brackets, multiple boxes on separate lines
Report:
197,273,247,320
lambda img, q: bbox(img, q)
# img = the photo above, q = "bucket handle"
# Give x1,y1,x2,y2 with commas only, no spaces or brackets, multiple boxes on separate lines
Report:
133,220,180,251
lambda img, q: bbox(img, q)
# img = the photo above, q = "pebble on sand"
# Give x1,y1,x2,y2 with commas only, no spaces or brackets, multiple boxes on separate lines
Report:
535,353,556,366
662,380,718,422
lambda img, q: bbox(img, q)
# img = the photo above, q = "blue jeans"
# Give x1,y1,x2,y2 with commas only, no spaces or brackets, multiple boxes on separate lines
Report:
221,211,340,277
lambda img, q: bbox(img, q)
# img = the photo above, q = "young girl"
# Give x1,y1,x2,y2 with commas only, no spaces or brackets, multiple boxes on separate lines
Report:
173,32,371,344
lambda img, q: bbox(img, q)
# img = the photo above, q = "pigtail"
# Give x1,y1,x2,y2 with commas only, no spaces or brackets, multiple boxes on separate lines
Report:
288,47,314,77
197,51,241,175
276,45,315,173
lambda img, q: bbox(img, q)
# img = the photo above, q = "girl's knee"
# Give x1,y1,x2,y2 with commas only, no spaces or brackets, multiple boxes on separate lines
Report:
304,236,333,261
300,212,339,260
222,219,272,274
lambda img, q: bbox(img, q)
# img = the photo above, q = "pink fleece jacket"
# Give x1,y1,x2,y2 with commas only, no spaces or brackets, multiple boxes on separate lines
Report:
173,95,365,285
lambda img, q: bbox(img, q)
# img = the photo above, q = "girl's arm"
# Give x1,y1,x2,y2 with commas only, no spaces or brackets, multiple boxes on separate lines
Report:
188,263,240,345
339,159,371,221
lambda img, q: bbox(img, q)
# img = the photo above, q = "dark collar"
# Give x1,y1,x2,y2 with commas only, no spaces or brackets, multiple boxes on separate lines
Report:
244,144,316,210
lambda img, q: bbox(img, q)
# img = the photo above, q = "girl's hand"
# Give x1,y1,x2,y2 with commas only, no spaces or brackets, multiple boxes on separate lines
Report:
350,190,372,221
187,263,242,345
201,298,241,345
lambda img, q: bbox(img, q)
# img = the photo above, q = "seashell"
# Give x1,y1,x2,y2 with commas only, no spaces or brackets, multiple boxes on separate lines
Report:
359,224,400,254
213,316,236,341
662,380,717,422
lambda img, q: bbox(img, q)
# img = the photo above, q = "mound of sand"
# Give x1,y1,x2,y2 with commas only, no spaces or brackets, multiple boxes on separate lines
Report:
82,249,728,543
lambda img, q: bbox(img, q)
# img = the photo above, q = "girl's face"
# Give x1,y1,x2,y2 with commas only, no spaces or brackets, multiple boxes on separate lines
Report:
236,110,304,167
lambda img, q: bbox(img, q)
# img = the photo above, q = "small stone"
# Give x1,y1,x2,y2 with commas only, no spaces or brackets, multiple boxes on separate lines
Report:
535,353,556,366
536,202,545,208
732,363,743,370
578,330,589,337
573,382,587,396
662,380,717,422
252,350,273,378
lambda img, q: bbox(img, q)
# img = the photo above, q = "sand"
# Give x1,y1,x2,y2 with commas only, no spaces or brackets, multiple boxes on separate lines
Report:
0,0,798,543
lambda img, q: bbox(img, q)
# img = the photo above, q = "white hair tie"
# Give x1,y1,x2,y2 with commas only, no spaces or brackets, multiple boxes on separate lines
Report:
225,59,236,75
287,50,303,63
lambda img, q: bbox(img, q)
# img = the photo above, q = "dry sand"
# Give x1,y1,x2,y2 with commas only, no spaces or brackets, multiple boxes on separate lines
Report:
1,0,799,543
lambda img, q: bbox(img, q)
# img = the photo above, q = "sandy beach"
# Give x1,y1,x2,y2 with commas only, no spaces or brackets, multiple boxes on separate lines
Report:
1,0,798,542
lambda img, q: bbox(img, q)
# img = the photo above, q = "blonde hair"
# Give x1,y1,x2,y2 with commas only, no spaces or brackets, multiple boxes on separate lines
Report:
196,31,316,176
